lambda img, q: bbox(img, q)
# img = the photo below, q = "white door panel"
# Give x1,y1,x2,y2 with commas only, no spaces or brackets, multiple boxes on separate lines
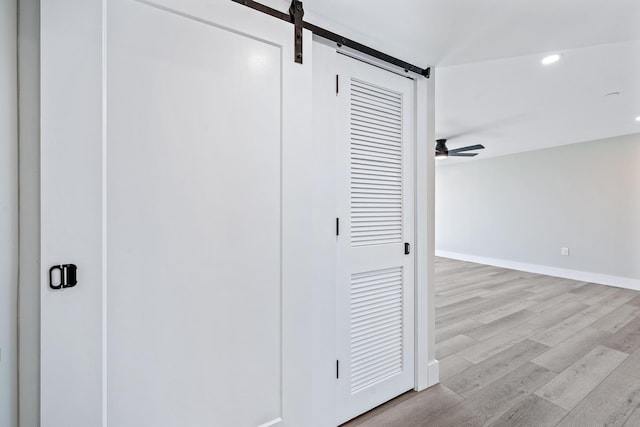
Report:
107,1,281,425
336,54,416,424
41,1,312,426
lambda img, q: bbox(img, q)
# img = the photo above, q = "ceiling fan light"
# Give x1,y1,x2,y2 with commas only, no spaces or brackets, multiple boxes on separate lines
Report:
541,54,561,65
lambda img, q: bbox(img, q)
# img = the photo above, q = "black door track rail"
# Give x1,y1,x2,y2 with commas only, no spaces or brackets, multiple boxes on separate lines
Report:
231,0,430,78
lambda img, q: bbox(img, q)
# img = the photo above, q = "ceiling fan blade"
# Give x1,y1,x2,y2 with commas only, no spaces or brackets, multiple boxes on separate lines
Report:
449,152,478,157
448,144,485,154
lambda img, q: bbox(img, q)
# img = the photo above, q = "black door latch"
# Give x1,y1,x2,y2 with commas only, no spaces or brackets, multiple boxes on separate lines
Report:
49,264,78,290
405,243,411,255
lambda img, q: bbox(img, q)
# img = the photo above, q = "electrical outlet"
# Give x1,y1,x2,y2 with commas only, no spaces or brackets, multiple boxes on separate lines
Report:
561,247,570,256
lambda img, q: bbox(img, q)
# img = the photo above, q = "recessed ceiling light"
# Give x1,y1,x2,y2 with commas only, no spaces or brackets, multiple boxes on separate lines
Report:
541,54,561,65
636,116,640,122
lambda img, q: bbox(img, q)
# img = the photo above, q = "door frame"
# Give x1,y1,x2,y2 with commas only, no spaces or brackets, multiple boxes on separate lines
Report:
332,47,438,392
335,51,416,424
311,39,438,425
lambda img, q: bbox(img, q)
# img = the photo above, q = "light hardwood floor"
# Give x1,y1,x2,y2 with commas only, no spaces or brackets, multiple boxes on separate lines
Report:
342,257,640,427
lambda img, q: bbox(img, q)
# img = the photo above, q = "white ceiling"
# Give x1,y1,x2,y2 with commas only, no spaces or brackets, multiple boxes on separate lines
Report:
262,0,640,160
437,40,640,161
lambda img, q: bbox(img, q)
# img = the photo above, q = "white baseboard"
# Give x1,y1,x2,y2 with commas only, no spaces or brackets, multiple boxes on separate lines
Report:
436,250,640,291
257,417,282,427
426,359,440,388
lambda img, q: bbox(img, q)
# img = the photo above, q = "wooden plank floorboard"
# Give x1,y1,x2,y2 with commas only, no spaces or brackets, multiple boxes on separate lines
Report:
623,408,640,426
592,304,639,333
436,318,482,344
442,339,548,398
534,345,628,410
601,316,640,354
436,290,488,308
430,363,555,427
555,371,640,427
457,301,588,364
341,385,463,427
436,296,486,317
527,292,575,314
439,354,473,379
456,322,538,364
435,334,477,359
581,289,639,317
342,257,640,427
465,309,538,341
525,284,575,302
340,391,421,427
473,299,537,324
488,395,567,427
436,293,532,327
625,294,640,307
615,346,640,379
577,285,620,305
531,310,599,347
569,282,603,295
531,326,608,373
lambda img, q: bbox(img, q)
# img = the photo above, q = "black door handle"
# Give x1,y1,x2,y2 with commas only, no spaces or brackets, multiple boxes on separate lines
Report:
49,264,78,290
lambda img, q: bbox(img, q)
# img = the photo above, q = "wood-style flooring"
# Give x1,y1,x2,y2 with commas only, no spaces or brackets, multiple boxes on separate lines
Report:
343,257,640,427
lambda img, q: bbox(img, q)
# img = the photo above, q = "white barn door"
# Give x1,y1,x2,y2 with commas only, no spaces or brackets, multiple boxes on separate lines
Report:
40,1,312,426
336,54,416,424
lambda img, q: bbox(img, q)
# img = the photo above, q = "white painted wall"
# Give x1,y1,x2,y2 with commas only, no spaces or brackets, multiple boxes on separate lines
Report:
436,133,640,288
1,0,19,425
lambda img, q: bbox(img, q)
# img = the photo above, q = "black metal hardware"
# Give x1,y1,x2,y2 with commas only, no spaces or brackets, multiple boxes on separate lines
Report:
304,22,430,77
235,0,290,21
336,218,340,236
49,264,78,290
336,74,339,94
336,360,339,379
289,0,304,63
231,0,430,77
405,243,410,255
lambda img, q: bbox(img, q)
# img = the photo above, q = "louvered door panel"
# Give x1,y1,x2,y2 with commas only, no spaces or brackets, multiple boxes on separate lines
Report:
350,267,404,393
350,79,404,247
336,54,415,425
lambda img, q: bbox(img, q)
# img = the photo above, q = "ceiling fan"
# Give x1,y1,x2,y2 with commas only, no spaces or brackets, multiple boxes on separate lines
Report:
435,138,485,158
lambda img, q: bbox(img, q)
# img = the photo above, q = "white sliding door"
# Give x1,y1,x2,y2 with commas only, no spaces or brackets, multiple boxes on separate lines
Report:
335,54,416,424
41,1,312,426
